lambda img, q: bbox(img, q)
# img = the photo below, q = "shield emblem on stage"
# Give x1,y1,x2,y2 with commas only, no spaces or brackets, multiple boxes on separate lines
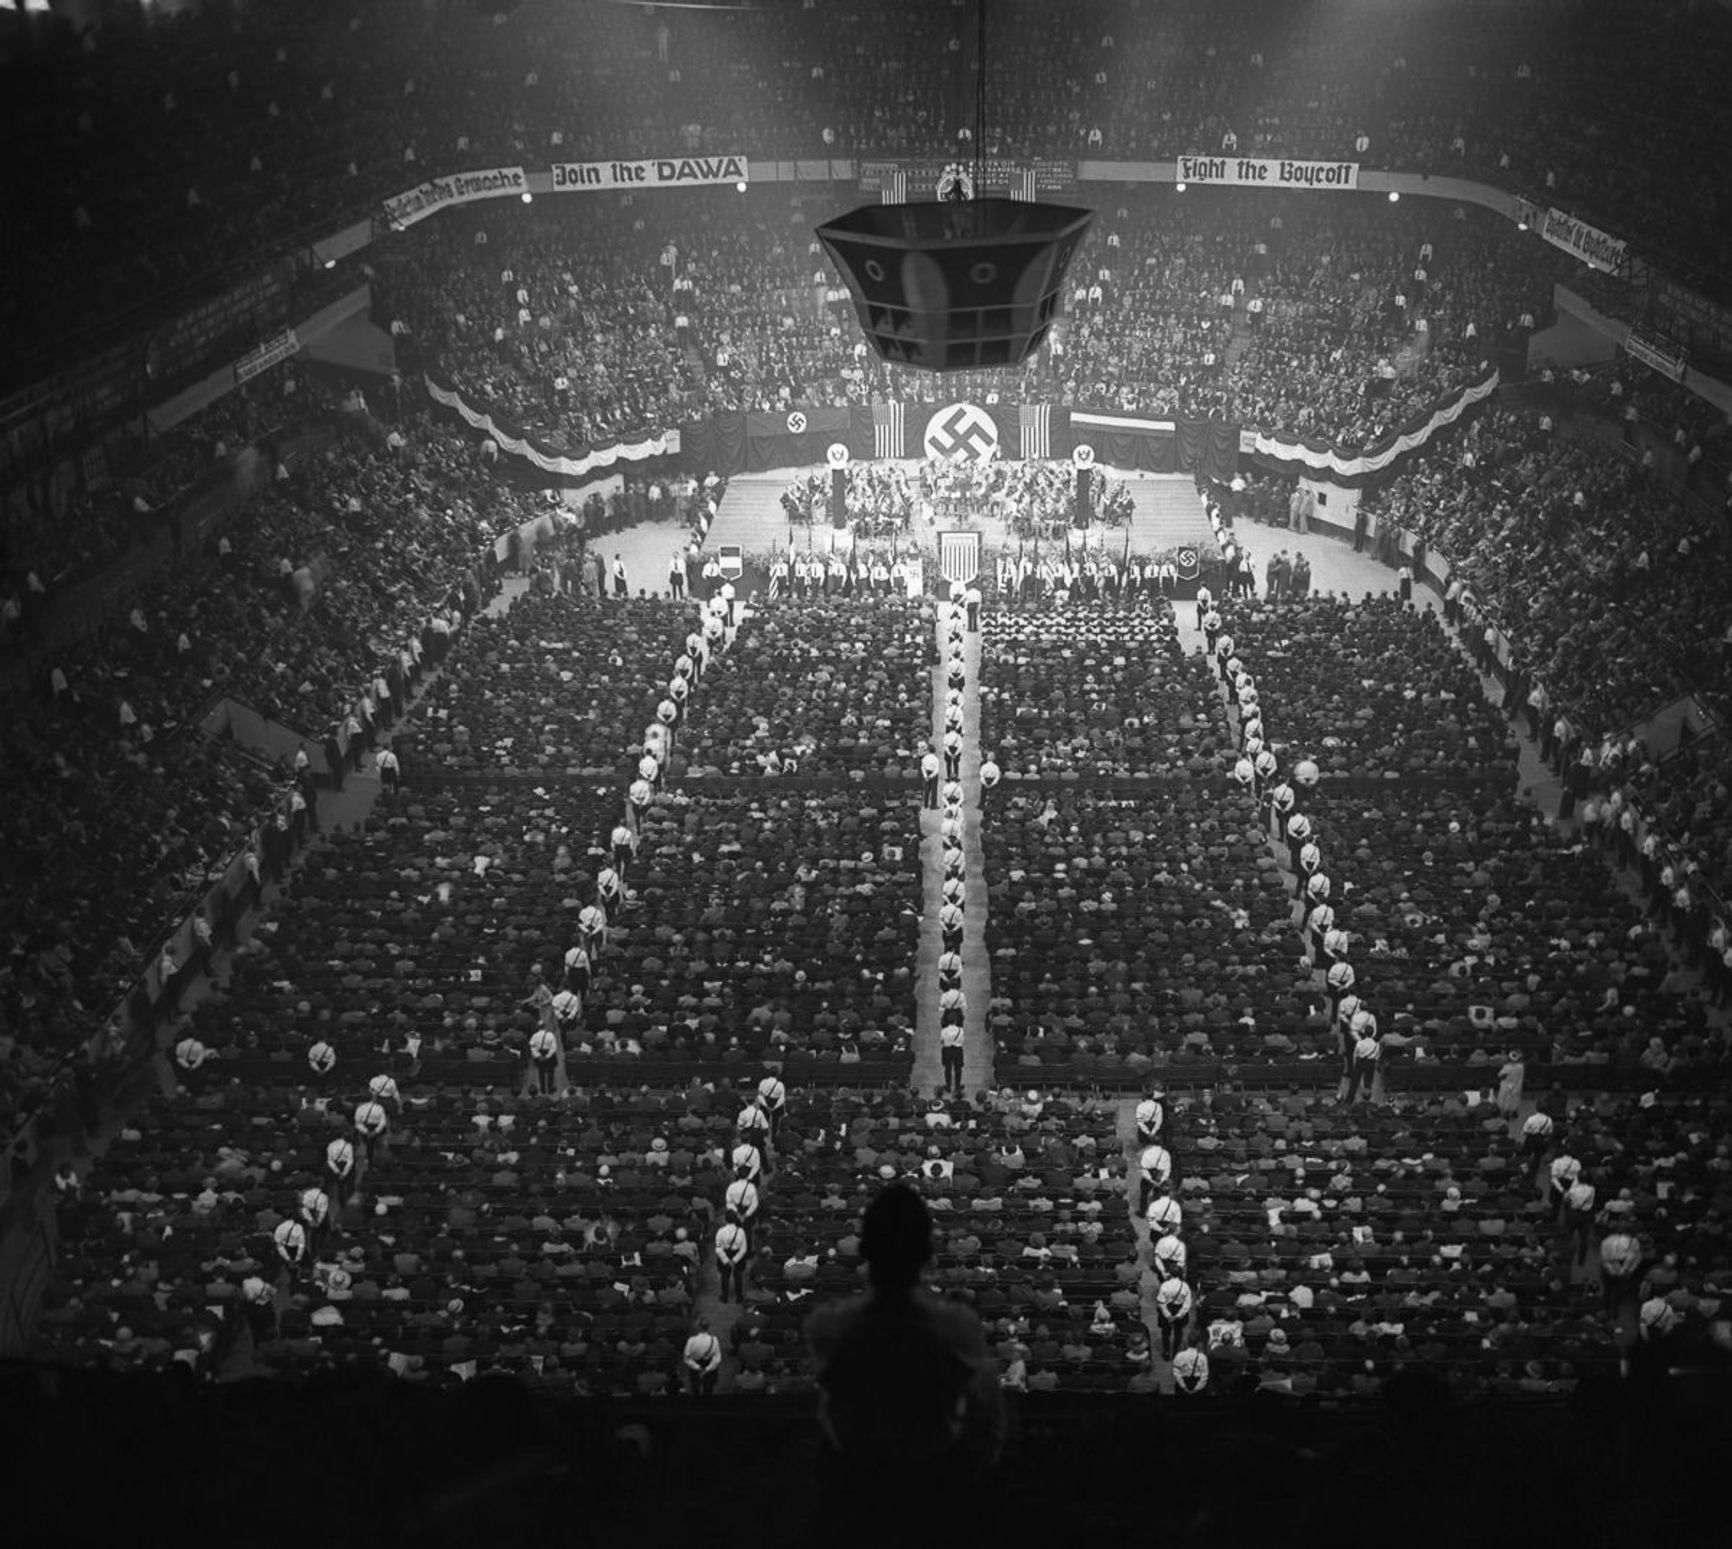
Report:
939,530,981,585
718,544,744,580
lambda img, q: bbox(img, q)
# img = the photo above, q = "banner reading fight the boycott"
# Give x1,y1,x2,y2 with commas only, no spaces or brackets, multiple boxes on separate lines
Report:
550,156,750,192
1175,155,1360,190
384,167,529,228
1539,207,1627,271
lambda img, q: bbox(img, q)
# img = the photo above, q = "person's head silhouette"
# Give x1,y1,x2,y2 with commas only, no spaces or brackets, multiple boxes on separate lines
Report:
860,1183,931,1289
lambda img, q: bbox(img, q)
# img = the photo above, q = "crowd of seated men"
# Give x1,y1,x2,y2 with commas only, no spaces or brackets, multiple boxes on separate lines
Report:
11,0,1729,371
24,551,939,1392
675,595,934,781
405,593,695,779
0,410,551,1134
1178,1083,1648,1398
982,601,1225,782
1035,192,1547,452
755,1086,1148,1396
1356,402,1732,966
1217,593,1721,1072
376,186,1548,469
978,602,1298,1074
1365,406,1732,738
35,1071,1148,1396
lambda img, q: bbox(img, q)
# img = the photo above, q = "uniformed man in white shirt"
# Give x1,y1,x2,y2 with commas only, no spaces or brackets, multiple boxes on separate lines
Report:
530,1027,559,1093
307,1038,337,1087
1548,1151,1581,1217
354,1097,390,1161
725,1169,761,1244
172,1034,212,1092
1172,1341,1209,1394
921,746,942,810
578,904,608,958
1155,1275,1194,1359
299,1186,332,1252
1344,1032,1381,1104
757,1072,787,1140
940,1023,966,1097
731,1138,764,1182
611,821,637,876
940,900,965,953
938,949,964,993
1153,1231,1187,1284
684,1318,724,1396
1135,1089,1164,1147
325,1135,356,1204
273,1218,309,1276
738,1096,772,1151
1138,1143,1174,1211
978,756,1000,808
715,1220,750,1302
1145,1192,1183,1236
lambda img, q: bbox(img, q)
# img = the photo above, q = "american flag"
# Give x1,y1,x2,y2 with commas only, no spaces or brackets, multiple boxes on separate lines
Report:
1019,403,1051,460
1008,167,1036,203
873,401,904,459
939,529,981,585
879,169,908,205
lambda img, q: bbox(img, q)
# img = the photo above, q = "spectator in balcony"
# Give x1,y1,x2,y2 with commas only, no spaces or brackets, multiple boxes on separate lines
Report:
806,1184,1001,1545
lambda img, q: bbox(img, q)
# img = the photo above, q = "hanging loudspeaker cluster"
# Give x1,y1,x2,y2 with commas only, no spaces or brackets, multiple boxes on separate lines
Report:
816,197,1094,372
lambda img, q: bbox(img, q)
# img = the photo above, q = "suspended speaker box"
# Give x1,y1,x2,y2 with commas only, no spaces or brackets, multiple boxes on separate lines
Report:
816,198,1094,371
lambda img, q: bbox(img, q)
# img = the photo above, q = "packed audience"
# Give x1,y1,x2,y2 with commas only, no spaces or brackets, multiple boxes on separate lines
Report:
11,0,1728,377
1367,407,1732,736
379,187,1549,470
0,409,549,1134
677,596,934,780
1217,594,1718,1069
982,602,1224,780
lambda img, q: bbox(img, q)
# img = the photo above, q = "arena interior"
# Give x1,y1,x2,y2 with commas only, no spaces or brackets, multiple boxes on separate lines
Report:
3,0,1732,1543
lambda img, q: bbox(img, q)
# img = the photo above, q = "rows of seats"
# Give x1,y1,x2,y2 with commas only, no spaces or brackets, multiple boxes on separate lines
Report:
979,601,1299,1076
378,187,1548,463
0,410,544,1128
1364,407,1731,737
1181,1087,1624,1394
981,601,1226,780
746,1087,1147,1394
676,596,934,780
1219,594,1708,1067
407,594,695,778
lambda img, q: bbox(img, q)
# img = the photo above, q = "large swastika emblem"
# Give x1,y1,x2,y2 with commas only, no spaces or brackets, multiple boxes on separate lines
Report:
923,402,999,463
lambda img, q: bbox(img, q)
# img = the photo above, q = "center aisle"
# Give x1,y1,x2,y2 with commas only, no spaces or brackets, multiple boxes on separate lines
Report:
912,603,993,1101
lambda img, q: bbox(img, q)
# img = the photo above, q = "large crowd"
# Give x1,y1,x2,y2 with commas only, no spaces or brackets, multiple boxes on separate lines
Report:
375,186,1551,468
0,408,551,1134
7,0,1732,374
12,0,1732,1432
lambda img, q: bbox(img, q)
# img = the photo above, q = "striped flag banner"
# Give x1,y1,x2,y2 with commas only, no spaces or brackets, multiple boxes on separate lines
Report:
1019,403,1051,460
1009,167,1036,203
872,401,905,459
939,529,981,585
880,169,908,205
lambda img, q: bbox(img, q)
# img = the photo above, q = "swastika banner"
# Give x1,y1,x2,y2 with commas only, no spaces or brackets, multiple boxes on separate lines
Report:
924,402,1000,463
